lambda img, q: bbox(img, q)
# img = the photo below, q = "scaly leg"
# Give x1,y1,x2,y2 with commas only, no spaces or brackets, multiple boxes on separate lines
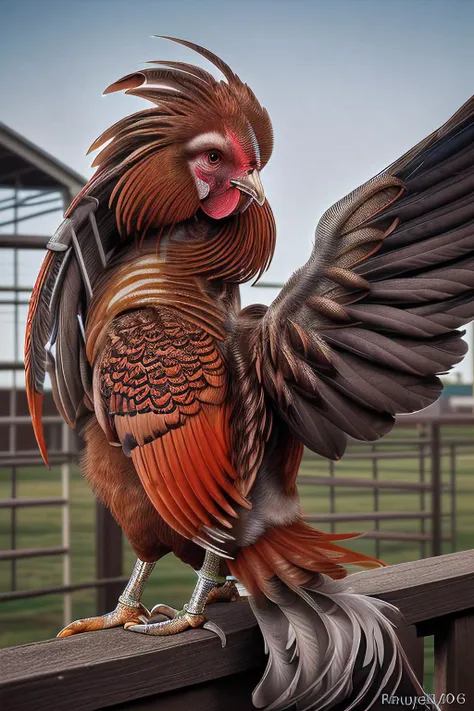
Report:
57,558,156,637
125,551,230,644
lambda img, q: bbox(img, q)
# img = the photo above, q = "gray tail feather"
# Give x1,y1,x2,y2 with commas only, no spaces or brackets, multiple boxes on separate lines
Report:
249,575,440,711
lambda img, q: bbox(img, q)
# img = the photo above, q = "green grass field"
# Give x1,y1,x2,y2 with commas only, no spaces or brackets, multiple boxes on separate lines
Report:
1,424,474,691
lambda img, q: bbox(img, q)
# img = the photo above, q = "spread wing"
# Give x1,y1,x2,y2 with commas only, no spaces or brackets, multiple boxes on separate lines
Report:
25,196,118,464
253,94,474,460
95,308,250,555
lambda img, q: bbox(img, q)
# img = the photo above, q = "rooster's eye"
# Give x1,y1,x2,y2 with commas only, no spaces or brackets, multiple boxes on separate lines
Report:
207,151,221,164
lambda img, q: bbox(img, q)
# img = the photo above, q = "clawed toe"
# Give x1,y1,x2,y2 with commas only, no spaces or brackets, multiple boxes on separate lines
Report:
57,602,150,637
149,603,179,619
124,607,205,635
124,604,227,647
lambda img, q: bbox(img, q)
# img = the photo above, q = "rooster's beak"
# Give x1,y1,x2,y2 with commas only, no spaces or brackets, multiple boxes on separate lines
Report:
230,171,265,206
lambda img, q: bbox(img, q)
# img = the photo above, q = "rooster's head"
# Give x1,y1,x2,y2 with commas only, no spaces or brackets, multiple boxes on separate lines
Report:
84,38,274,237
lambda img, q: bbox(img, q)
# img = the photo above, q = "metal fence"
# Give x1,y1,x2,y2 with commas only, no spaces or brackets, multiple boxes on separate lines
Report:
0,377,127,624
300,416,466,560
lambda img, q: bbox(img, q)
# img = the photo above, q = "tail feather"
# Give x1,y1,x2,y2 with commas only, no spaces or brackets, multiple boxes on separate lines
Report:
249,592,299,707
230,522,438,711
251,576,403,711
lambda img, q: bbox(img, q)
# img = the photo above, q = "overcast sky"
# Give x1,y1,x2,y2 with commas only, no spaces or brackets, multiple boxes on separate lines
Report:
1,0,474,381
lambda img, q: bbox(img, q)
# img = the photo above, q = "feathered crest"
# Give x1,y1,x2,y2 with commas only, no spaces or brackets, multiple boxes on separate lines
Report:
97,36,273,165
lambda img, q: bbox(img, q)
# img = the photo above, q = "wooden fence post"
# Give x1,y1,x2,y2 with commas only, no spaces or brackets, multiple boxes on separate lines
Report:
434,612,474,710
96,502,123,614
431,422,442,557
397,624,424,683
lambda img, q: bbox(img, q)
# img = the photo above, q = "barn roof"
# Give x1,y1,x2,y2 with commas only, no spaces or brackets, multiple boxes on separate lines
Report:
0,122,86,195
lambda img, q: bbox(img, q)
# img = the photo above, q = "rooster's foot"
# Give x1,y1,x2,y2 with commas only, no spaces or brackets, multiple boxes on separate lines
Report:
124,604,203,634
124,604,209,635
57,601,150,637
125,603,226,645
124,551,229,646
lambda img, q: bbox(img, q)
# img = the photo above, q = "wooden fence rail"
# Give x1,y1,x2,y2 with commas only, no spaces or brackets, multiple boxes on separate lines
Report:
2,550,473,711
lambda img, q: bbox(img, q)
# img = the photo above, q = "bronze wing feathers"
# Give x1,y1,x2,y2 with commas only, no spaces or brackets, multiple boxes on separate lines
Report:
95,308,251,555
254,94,474,460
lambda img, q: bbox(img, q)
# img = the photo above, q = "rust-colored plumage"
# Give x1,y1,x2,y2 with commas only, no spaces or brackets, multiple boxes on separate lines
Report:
24,249,56,466
97,307,250,547
26,37,474,711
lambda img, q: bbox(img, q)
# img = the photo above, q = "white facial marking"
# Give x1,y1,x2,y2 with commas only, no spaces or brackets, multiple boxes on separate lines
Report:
194,175,210,199
185,131,228,153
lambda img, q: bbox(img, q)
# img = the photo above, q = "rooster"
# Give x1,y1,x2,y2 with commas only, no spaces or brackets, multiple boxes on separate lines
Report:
25,37,474,711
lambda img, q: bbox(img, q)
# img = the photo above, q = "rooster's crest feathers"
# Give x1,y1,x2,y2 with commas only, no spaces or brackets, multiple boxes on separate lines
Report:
66,37,274,241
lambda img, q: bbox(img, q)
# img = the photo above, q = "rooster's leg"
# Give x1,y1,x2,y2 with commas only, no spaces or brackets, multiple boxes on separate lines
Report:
125,551,232,644
57,558,155,637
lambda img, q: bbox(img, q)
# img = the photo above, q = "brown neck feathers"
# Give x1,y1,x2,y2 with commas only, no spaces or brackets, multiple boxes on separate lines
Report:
165,200,276,284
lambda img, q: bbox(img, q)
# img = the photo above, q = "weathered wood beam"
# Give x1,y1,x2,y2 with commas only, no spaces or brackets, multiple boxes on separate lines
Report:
0,601,265,711
348,549,474,626
1,550,473,711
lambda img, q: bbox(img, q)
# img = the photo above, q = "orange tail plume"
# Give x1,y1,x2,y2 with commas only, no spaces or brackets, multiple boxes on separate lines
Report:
228,519,383,594
24,250,53,468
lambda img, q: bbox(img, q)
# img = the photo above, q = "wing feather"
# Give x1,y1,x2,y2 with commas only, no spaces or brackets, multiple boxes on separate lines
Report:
251,94,474,459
